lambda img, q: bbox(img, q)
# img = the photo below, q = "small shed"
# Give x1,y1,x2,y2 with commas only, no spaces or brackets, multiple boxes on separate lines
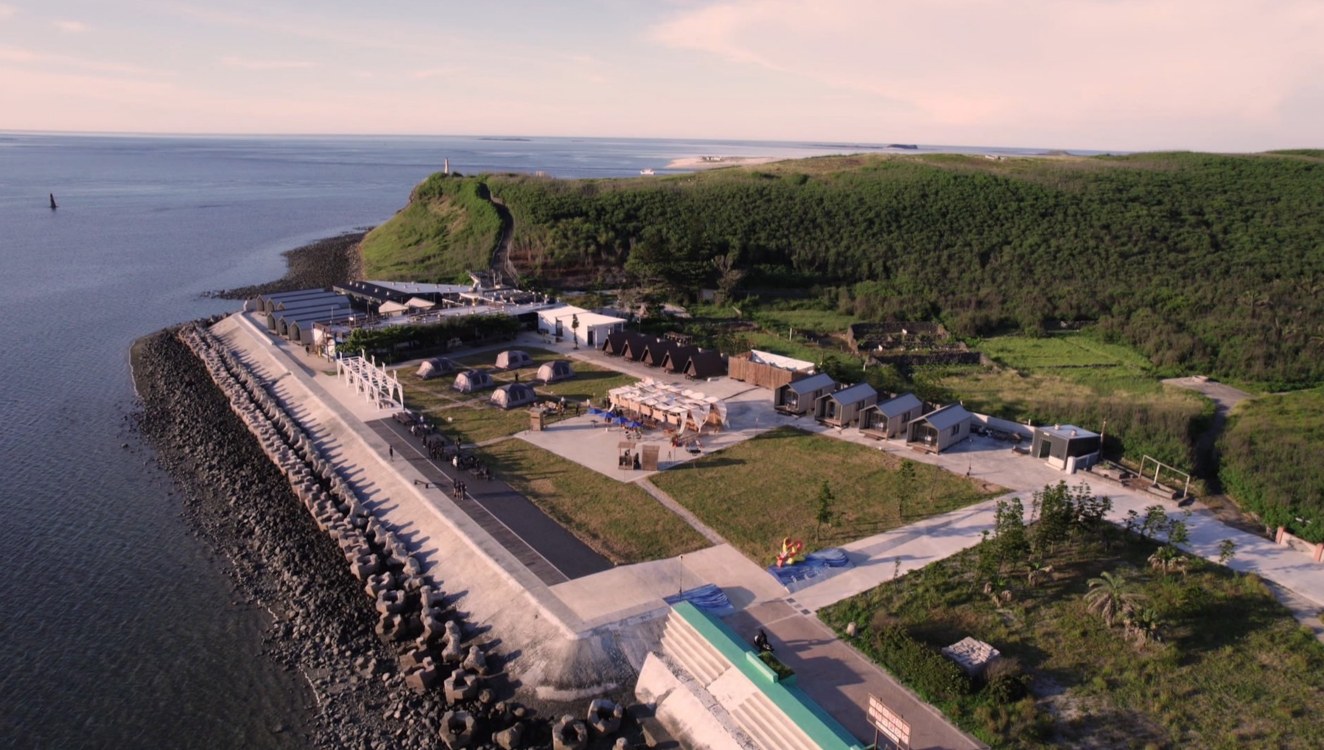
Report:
1031,424,1102,472
536,360,574,384
860,392,924,440
814,382,878,428
453,369,495,393
417,357,459,380
491,382,538,410
774,373,837,415
907,403,973,453
494,349,533,370
684,350,728,380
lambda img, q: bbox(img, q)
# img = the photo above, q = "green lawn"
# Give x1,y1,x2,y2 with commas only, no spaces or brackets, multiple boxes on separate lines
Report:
481,439,709,564
651,426,1001,564
821,524,1324,749
395,348,637,444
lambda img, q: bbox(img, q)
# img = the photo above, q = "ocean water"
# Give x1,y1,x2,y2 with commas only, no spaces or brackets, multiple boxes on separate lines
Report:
0,132,1069,747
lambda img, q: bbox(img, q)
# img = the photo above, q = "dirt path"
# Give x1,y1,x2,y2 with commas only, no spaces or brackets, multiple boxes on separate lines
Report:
488,195,518,284
1164,377,1261,531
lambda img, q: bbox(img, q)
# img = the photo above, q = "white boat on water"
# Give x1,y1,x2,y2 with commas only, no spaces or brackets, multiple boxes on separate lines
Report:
639,168,655,176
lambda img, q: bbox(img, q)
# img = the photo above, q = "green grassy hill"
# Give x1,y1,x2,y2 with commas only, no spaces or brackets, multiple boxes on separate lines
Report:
362,151,1324,389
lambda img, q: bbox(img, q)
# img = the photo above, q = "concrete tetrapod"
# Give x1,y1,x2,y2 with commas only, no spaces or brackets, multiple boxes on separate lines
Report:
439,709,476,749
551,714,589,750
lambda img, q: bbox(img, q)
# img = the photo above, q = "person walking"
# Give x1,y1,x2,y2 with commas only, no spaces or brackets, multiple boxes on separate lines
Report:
389,445,394,461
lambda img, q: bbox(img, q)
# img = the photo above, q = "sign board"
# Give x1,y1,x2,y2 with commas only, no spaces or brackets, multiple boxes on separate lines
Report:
867,694,911,749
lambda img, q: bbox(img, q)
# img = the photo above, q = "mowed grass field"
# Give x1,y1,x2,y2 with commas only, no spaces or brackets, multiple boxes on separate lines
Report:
482,439,708,564
651,426,1001,563
395,347,637,444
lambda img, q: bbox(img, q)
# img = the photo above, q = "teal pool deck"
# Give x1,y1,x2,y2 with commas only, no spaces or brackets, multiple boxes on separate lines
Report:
673,601,866,750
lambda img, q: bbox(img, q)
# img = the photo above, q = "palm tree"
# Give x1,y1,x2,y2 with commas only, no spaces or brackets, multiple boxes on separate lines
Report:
1084,570,1146,627
1025,559,1054,588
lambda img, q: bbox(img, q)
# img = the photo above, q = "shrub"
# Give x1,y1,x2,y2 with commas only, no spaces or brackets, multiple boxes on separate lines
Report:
981,657,1029,704
872,627,972,701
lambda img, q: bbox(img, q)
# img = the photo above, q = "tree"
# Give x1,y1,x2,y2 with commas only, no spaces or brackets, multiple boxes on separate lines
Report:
570,313,580,350
1217,538,1239,567
897,460,916,520
1167,519,1190,547
993,497,1029,568
1084,570,1146,627
815,480,835,543
1033,482,1074,552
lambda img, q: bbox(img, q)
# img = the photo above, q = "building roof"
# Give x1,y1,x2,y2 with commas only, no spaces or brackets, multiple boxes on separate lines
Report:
917,403,973,430
379,300,410,315
748,349,816,372
1038,424,1099,440
825,382,877,405
272,294,350,312
782,372,836,395
685,350,727,379
877,392,922,418
366,280,472,296
537,304,627,330
405,296,436,310
256,288,330,305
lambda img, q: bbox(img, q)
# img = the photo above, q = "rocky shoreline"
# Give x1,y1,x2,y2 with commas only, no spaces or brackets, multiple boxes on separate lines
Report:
133,324,651,749
205,230,368,300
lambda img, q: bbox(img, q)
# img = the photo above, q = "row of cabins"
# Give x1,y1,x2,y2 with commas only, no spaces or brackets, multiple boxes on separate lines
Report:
247,289,363,345
775,375,972,453
600,332,728,380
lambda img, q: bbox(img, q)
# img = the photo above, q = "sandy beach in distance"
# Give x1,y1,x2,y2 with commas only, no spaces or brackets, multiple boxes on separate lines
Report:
664,155,784,170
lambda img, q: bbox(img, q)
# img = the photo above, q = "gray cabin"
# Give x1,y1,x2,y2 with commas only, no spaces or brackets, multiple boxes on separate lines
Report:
774,373,837,416
814,382,878,428
1031,424,1101,472
860,392,924,440
907,403,973,453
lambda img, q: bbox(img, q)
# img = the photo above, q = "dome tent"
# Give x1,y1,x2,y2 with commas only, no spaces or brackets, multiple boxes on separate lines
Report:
417,357,459,380
491,382,538,410
536,360,574,384
453,369,495,393
494,350,533,370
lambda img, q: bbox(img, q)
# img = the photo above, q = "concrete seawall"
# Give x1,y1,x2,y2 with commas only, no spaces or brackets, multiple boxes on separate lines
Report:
159,318,653,747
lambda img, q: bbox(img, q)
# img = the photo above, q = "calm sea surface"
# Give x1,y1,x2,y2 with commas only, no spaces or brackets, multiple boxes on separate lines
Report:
0,133,1070,746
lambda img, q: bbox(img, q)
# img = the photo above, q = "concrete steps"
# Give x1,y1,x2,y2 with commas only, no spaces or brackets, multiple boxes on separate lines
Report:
732,692,817,750
660,612,728,685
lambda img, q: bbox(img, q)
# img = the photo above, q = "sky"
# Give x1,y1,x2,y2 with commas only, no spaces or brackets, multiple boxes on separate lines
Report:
1,0,1321,152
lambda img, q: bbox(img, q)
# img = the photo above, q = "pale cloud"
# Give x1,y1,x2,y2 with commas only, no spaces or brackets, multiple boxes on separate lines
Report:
54,19,87,33
220,56,316,71
650,0,1324,149
0,5,15,21
412,67,463,80
0,44,167,77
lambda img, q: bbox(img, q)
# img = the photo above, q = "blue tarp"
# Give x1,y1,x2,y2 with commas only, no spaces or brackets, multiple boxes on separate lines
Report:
665,583,734,617
766,548,853,587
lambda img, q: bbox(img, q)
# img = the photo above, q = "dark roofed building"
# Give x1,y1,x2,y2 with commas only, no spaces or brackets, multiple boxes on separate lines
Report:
684,350,727,380
661,345,701,374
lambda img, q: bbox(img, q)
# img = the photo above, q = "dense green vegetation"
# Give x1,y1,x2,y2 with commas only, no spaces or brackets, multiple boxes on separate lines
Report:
822,483,1324,748
1218,388,1324,541
341,313,519,363
369,152,1324,388
359,173,502,281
